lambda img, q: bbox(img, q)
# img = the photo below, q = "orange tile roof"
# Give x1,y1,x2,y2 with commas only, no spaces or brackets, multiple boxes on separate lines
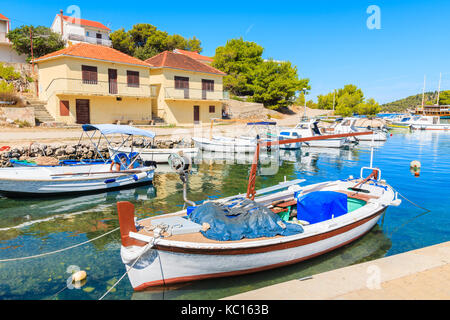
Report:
0,13,9,21
173,49,213,63
145,51,225,75
61,15,111,31
33,43,150,67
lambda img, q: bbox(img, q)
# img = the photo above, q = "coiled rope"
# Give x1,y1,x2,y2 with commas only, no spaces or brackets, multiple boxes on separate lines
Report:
0,227,119,263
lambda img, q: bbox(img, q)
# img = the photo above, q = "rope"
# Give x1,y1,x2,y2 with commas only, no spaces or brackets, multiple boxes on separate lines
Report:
98,241,153,300
0,227,119,263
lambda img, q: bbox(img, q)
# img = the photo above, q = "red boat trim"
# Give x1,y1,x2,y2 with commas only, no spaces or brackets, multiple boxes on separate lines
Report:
152,208,386,255
134,212,383,291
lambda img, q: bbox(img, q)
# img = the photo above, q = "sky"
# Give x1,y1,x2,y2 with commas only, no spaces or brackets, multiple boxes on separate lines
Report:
2,0,450,104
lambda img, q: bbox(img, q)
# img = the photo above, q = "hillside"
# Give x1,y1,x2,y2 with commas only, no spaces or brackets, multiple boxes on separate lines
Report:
381,91,440,113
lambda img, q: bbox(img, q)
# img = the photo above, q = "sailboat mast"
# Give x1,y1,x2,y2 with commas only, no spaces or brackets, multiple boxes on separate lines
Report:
437,72,442,106
421,75,426,110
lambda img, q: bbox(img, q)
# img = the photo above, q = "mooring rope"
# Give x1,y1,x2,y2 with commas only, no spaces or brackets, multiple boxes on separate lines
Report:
0,227,120,263
98,241,154,300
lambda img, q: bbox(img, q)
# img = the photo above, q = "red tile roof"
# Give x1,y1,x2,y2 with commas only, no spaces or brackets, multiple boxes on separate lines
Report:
0,13,9,21
61,15,111,31
33,43,150,67
145,51,225,75
173,49,213,63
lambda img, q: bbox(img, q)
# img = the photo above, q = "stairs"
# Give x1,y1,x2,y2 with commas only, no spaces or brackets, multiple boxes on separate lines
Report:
32,104,56,125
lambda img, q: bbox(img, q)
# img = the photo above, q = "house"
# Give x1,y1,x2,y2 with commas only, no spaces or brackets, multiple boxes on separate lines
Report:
51,10,112,47
0,13,27,63
34,43,153,125
145,51,226,125
173,48,213,65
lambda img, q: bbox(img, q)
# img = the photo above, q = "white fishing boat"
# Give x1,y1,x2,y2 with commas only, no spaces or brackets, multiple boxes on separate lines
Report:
108,146,198,164
117,131,401,290
279,119,351,148
0,124,156,197
192,121,277,153
410,116,450,130
386,115,412,129
332,118,388,141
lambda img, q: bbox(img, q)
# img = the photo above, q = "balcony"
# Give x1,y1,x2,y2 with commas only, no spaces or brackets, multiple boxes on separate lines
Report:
45,78,151,98
0,32,10,43
67,33,112,47
164,87,228,101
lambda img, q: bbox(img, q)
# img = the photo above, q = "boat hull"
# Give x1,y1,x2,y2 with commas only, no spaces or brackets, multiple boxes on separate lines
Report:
109,146,198,163
192,137,257,153
0,164,154,197
123,208,384,290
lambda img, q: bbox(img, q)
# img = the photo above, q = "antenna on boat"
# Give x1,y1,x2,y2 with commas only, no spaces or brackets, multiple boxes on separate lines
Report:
168,152,196,207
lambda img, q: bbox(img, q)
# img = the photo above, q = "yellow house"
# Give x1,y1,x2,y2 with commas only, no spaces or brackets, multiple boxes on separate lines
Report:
145,51,226,126
34,43,153,124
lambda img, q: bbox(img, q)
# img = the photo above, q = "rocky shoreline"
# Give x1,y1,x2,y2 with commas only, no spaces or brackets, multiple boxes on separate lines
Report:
0,138,191,167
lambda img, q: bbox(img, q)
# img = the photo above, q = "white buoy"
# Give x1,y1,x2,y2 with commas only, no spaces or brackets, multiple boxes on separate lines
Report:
410,160,421,169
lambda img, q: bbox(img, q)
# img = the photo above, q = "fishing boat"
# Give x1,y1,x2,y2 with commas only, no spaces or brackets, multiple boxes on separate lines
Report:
278,119,352,148
108,145,198,164
117,131,400,290
9,158,110,167
385,115,412,129
192,121,277,153
410,116,450,130
0,124,156,197
331,118,388,141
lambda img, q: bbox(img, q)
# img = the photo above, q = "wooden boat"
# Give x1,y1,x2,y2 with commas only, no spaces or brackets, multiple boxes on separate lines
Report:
117,131,400,290
108,146,198,164
0,124,156,197
192,122,277,153
410,116,450,130
331,118,388,141
279,120,351,148
10,158,109,167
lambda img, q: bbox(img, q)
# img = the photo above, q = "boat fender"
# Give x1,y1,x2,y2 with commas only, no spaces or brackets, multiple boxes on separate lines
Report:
133,172,147,181
104,178,116,184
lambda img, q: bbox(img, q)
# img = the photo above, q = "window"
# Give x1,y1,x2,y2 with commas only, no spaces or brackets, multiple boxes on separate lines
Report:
174,76,189,89
209,105,215,113
127,71,140,87
202,79,214,91
60,100,69,116
81,65,97,84
86,31,89,36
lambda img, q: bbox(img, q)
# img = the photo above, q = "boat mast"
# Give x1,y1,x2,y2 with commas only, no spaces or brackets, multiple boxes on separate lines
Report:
437,72,442,106
421,75,426,111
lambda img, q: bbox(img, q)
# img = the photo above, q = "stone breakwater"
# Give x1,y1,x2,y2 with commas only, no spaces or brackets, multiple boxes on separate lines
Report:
0,138,191,167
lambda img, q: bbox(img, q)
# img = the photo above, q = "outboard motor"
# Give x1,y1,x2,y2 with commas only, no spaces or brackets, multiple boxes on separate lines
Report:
168,152,195,207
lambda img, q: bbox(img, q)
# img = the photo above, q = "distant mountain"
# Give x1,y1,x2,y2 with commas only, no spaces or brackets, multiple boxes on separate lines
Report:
381,91,439,113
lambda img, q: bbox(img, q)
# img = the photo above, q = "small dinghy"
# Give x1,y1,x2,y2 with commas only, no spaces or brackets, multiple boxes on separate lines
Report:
0,124,156,197
117,131,401,290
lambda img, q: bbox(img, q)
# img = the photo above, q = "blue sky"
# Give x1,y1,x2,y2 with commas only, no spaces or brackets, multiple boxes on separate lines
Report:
3,0,450,103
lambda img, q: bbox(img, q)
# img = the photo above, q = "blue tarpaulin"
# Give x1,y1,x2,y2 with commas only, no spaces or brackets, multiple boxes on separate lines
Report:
188,198,303,241
296,191,348,224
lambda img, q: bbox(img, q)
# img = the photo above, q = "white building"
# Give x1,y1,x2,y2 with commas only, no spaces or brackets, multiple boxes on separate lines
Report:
0,13,27,63
50,10,112,47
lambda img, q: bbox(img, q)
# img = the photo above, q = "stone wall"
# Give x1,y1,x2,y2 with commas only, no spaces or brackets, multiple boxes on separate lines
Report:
0,138,192,167
0,106,35,126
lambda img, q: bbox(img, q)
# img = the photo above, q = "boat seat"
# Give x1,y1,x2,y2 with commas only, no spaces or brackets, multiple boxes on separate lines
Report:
335,190,379,201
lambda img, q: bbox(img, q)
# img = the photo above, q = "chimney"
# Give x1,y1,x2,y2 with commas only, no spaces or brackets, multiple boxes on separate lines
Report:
60,10,64,36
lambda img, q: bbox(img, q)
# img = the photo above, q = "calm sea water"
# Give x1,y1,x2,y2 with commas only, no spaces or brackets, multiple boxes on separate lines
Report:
0,129,449,300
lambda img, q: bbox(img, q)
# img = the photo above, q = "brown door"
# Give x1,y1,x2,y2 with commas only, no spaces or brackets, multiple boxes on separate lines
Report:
76,99,90,124
108,69,118,94
96,33,102,44
193,105,200,124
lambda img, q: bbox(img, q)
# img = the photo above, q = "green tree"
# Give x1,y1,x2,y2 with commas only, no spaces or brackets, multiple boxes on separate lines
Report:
355,98,381,115
249,60,309,109
212,38,264,96
7,25,65,62
110,24,202,61
439,90,450,105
